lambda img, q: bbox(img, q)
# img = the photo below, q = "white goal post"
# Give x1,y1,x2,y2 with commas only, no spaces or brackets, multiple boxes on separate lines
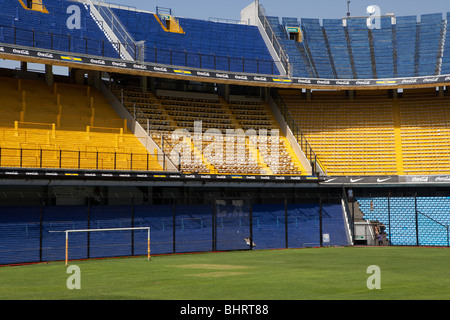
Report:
50,227,151,266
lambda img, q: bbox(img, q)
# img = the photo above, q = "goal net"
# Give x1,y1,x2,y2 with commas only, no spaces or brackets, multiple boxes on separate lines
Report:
50,227,151,266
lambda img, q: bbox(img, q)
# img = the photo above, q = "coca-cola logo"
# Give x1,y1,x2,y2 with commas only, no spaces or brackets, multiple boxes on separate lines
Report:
411,177,429,182
434,176,450,182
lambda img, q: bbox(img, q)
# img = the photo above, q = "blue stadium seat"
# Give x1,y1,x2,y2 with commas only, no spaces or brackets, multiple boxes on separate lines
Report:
440,13,450,75
347,19,373,79
265,16,312,77
323,19,353,79
2,0,448,79
301,18,335,78
269,11,449,79
112,8,278,74
396,16,418,78
0,0,120,59
372,16,395,78
417,13,444,76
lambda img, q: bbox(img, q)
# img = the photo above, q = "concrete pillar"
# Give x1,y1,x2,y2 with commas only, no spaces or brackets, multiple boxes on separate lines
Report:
92,71,101,90
306,89,311,101
20,61,28,73
70,68,85,85
348,90,354,100
45,64,54,87
141,76,148,93
149,77,155,93
392,89,398,99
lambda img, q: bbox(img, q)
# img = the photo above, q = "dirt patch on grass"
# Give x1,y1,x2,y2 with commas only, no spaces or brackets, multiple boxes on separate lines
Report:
176,264,250,270
188,271,251,278
174,264,253,278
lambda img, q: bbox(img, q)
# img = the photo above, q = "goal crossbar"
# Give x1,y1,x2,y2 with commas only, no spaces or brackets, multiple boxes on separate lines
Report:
50,227,151,266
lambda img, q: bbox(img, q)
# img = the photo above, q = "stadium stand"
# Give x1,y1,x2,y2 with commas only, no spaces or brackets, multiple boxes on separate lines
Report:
370,17,395,79
441,12,450,75
0,0,120,59
279,88,450,176
279,89,398,175
265,15,312,77
346,19,373,79
111,6,279,74
395,15,418,78
0,0,279,73
358,197,450,246
417,13,444,77
323,19,354,79
0,76,162,171
301,18,335,79
264,11,446,79
1,0,448,81
111,84,308,175
398,89,450,175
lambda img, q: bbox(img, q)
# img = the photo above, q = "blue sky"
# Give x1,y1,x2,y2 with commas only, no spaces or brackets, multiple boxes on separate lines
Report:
110,0,449,21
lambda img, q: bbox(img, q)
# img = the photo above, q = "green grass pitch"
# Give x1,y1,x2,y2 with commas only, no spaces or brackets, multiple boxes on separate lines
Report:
1,246,450,300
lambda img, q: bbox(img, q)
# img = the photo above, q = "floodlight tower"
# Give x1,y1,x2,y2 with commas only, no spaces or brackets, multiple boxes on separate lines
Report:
347,0,351,17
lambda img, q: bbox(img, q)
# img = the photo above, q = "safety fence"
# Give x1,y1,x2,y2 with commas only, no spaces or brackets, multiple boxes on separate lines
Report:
0,194,349,265
357,196,450,247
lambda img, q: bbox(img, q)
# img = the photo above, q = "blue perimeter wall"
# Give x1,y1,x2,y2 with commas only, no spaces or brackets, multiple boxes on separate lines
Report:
0,203,348,265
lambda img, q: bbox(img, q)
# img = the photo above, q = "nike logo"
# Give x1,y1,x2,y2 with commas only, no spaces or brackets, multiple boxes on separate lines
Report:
350,178,364,183
377,178,392,183
323,178,338,183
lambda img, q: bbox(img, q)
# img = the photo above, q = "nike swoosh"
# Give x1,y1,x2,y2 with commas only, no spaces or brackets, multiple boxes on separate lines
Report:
350,178,364,183
377,178,392,183
323,178,338,183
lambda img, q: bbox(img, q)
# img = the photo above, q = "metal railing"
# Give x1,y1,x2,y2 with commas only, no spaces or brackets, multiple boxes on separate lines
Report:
114,87,182,171
156,6,182,30
417,210,450,247
88,0,140,61
257,4,291,76
208,17,249,25
0,23,281,75
271,90,327,176
0,146,170,172
134,111,182,170
342,186,355,243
